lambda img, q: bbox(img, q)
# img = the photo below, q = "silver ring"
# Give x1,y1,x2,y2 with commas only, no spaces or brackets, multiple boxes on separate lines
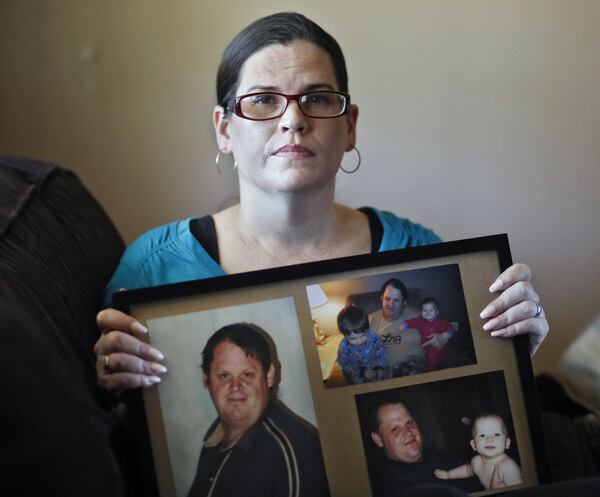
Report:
534,302,542,318
104,354,112,373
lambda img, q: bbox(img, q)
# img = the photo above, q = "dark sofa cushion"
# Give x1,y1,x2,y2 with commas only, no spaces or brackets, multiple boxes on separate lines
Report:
0,156,124,401
0,156,126,493
0,298,122,497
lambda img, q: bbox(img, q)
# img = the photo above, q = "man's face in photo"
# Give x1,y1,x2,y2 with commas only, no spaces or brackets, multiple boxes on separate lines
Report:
371,403,423,463
204,341,274,431
381,286,406,321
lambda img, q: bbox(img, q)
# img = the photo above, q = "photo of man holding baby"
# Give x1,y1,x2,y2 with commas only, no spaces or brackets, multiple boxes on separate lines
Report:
355,370,524,495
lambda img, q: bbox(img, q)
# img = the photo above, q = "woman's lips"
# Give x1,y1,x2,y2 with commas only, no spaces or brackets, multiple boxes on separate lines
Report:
273,144,315,158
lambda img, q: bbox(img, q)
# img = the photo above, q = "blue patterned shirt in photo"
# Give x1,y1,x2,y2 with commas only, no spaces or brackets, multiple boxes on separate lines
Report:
336,330,386,384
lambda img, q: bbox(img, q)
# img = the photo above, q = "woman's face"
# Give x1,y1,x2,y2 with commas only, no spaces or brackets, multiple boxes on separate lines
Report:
214,40,358,195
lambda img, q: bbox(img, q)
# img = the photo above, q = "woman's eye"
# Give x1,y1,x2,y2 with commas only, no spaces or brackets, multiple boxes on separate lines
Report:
217,373,229,381
306,94,331,105
251,94,276,105
242,371,255,380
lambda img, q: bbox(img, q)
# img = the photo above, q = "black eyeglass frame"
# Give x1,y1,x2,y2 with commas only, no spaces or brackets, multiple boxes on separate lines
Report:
231,90,351,121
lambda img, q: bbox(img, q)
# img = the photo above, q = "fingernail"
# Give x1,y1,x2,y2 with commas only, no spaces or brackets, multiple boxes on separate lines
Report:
131,322,148,334
145,376,161,386
491,330,506,337
489,280,503,293
151,363,168,374
480,306,494,319
149,348,164,361
483,319,498,331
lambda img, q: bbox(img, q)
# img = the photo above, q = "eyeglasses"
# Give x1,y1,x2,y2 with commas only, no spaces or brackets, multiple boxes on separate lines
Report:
232,91,350,121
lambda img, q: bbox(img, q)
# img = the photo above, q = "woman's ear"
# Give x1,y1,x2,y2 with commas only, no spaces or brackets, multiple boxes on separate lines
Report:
345,104,359,151
213,105,231,153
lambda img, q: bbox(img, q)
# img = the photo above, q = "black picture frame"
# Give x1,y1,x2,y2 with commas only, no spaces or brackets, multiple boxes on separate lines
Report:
114,234,550,497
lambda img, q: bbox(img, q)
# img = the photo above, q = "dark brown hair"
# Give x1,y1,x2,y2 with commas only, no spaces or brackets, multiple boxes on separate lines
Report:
216,12,349,113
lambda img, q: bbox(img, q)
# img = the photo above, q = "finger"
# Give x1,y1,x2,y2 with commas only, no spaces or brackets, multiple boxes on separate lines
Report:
96,308,148,336
480,281,539,319
98,371,162,391
488,263,531,293
100,352,168,376
94,331,164,361
487,315,549,355
483,300,541,332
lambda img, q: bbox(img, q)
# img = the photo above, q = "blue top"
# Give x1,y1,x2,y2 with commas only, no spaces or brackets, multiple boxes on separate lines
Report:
337,330,386,384
103,207,441,306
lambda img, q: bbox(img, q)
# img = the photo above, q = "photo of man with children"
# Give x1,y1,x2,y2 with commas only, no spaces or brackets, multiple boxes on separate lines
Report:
307,264,477,387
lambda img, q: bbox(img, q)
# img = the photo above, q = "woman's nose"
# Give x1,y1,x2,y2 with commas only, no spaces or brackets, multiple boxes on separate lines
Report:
278,100,308,133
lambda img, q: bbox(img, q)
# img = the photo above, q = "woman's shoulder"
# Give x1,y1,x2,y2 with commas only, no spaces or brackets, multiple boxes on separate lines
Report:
102,218,224,306
121,219,192,266
361,206,442,250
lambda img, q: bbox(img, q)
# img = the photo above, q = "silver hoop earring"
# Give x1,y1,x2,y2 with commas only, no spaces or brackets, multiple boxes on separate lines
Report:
340,147,361,174
215,151,223,174
215,150,236,173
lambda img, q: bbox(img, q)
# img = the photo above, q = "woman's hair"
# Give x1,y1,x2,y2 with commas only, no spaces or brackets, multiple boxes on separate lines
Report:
216,12,349,113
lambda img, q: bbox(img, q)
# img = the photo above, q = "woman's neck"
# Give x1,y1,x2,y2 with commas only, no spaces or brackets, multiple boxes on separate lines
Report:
214,183,370,273
238,182,338,244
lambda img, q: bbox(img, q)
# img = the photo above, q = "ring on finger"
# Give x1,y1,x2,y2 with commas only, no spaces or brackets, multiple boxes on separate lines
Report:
533,302,542,318
104,354,113,373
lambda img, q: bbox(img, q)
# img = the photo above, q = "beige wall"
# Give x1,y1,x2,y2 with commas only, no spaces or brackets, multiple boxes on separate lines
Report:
1,0,599,375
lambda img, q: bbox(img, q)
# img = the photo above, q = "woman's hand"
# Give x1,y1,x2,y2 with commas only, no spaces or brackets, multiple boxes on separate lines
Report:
480,263,549,355
94,308,167,390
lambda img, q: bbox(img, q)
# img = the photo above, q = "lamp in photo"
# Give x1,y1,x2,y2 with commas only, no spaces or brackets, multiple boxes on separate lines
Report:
306,284,328,344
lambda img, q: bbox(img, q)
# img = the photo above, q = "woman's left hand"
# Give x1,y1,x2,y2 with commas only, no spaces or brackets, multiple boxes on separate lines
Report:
480,263,549,355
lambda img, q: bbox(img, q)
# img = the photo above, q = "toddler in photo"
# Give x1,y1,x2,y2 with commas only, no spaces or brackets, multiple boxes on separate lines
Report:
435,414,523,490
336,305,386,384
404,297,454,371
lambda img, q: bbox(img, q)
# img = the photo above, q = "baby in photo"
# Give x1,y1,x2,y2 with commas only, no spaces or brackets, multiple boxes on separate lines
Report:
336,305,386,384
435,414,523,490
404,297,455,371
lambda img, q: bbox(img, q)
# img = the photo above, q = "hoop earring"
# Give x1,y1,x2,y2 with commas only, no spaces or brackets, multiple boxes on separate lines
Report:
215,151,223,174
340,147,361,174
215,150,237,173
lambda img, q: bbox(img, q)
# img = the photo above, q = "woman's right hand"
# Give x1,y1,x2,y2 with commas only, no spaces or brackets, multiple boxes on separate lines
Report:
94,308,167,391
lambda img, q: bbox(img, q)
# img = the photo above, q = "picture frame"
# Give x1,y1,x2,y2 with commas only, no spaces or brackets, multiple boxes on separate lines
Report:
114,234,550,497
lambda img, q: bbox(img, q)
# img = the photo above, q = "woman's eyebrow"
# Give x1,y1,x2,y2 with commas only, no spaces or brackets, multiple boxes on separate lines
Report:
243,83,337,93
245,85,278,93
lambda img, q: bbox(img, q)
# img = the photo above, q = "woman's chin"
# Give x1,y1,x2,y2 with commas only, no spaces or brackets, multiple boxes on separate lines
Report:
246,168,337,195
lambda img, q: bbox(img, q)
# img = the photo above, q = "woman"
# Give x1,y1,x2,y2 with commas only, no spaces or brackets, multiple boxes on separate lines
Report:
94,12,548,391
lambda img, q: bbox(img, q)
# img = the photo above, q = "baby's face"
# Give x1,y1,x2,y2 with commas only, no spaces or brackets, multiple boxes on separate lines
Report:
421,303,439,322
347,331,368,347
471,417,509,459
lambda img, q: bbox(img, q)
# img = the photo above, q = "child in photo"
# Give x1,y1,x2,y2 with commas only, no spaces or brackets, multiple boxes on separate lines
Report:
336,305,386,384
435,414,523,490
404,297,454,371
